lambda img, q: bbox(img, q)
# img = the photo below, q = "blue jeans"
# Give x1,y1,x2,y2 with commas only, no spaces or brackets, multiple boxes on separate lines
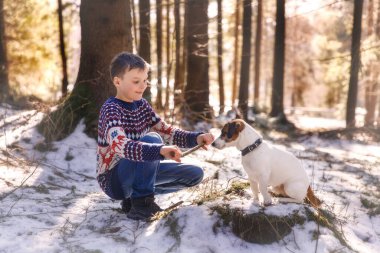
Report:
110,132,204,200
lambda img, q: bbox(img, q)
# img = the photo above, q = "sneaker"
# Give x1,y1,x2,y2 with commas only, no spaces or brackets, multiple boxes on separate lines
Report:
120,198,131,213
127,194,163,220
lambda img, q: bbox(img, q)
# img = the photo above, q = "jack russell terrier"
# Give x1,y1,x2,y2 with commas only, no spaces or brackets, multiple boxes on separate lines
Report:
212,119,321,208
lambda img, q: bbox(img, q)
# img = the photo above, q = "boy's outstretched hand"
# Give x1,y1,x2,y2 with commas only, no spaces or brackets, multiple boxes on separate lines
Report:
196,133,215,150
160,145,182,162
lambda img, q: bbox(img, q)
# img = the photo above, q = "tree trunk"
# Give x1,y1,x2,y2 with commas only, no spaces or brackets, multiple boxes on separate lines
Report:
376,0,380,127
173,0,183,108
0,0,10,102
156,0,164,110
57,0,69,98
270,0,286,119
39,0,133,141
364,0,377,126
232,0,241,107
253,0,262,110
217,0,225,114
238,0,252,120
131,0,138,52
164,0,171,111
139,0,151,103
184,0,211,121
346,0,363,128
180,0,188,107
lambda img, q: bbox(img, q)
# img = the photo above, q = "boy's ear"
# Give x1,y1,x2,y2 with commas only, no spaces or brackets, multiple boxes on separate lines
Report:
113,76,120,86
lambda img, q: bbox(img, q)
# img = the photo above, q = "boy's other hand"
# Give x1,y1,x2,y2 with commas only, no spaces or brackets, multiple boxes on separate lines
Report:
196,133,215,150
160,145,182,162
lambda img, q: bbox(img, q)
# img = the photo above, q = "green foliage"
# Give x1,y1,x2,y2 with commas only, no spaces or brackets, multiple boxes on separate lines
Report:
314,7,352,113
4,0,79,101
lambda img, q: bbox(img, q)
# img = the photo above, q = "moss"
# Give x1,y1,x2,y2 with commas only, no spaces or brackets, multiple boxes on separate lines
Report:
211,205,305,244
226,181,250,196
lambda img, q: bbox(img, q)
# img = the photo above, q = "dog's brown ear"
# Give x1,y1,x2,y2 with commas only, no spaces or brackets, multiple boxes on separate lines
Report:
236,120,245,132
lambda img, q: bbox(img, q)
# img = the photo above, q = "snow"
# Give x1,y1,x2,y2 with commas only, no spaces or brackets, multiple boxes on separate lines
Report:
0,106,379,253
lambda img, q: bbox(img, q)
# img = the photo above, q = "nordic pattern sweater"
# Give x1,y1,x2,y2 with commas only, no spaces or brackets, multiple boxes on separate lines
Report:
96,97,201,195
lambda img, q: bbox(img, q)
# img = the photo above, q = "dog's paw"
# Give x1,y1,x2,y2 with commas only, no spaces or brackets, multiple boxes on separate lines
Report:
263,200,272,206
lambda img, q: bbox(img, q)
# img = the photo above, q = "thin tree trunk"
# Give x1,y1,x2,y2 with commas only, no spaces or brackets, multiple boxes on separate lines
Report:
131,0,138,52
346,0,363,128
364,0,377,126
232,0,241,107
156,0,164,110
253,0,262,110
376,0,380,127
270,0,286,119
180,0,187,105
0,0,10,102
57,0,69,98
217,0,225,114
139,0,151,102
164,0,171,111
173,0,183,107
238,0,252,120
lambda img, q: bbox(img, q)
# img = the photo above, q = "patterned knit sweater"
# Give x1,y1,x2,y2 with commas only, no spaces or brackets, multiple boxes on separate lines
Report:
96,97,201,195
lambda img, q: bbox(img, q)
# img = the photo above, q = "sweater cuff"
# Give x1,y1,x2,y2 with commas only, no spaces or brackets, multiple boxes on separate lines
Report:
188,132,204,148
141,143,165,161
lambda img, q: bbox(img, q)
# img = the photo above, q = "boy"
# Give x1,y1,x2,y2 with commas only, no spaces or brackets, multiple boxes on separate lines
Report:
97,52,214,221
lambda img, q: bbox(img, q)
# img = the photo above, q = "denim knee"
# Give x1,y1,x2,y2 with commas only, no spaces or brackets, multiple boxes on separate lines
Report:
189,166,204,186
140,132,163,144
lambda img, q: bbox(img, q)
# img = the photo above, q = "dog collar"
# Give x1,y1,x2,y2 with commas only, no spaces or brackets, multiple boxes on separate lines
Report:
241,138,262,156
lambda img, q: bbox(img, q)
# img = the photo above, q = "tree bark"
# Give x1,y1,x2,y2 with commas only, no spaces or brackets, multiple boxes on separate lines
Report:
173,0,183,108
184,0,211,121
180,0,188,107
232,0,241,107
238,0,252,120
156,0,164,110
364,0,377,126
0,0,10,102
139,0,151,102
164,0,171,111
346,0,363,128
253,0,262,110
270,0,286,119
217,0,225,114
131,0,138,52
39,0,133,141
57,0,69,98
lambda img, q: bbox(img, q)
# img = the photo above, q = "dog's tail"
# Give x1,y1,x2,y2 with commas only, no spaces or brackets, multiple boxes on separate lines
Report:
306,186,322,208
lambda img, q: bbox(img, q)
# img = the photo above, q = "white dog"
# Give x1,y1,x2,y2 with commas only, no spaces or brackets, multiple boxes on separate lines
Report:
212,119,321,207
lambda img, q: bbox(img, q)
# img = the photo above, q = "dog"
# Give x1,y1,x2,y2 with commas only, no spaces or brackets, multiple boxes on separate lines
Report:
212,119,321,208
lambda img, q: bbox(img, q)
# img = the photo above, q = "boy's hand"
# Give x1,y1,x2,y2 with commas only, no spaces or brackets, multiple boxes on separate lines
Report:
160,145,182,162
196,133,215,150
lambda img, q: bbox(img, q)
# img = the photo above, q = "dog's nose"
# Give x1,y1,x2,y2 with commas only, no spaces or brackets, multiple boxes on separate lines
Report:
211,142,216,147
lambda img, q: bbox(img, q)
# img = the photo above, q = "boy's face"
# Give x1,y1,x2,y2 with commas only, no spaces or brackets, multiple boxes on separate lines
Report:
114,68,148,102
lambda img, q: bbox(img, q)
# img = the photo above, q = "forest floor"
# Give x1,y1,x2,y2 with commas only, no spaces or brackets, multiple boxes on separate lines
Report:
0,104,379,253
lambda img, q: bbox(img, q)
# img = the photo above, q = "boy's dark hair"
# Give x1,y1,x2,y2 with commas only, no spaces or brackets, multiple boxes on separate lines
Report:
109,52,149,79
